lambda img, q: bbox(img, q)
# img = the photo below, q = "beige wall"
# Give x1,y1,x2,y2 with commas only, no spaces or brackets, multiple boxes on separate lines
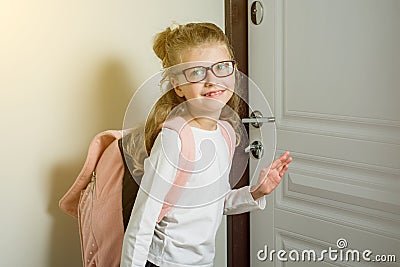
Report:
0,1,223,266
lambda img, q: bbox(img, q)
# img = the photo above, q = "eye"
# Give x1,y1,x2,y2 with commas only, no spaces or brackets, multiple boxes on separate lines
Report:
192,68,205,76
216,63,228,71
187,67,206,79
213,61,234,76
184,67,207,82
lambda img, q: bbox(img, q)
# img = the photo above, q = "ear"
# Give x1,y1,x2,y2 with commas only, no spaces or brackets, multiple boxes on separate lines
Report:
174,86,185,98
170,77,185,98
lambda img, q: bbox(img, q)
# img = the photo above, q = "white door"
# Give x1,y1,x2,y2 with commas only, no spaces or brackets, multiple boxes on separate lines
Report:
248,1,400,266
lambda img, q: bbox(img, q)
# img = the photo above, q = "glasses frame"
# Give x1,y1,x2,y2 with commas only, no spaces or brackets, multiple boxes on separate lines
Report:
181,60,236,83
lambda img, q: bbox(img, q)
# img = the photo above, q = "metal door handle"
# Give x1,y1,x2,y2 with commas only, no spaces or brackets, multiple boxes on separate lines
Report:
242,110,275,128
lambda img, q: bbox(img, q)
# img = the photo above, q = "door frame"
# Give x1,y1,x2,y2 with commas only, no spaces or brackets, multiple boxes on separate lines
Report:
225,1,250,266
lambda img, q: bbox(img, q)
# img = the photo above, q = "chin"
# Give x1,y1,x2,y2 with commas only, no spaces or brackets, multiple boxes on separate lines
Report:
186,97,228,116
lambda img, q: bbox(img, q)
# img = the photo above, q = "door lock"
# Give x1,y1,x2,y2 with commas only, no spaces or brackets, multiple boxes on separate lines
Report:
251,1,264,25
245,140,264,159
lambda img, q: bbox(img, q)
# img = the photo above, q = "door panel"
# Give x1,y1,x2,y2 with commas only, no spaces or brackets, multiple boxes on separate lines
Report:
249,0,400,266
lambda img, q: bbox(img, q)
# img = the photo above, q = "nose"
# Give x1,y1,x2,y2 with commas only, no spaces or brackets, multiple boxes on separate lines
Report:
203,68,218,85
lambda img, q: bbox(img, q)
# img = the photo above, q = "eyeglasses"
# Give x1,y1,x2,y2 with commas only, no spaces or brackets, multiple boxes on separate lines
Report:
182,60,235,83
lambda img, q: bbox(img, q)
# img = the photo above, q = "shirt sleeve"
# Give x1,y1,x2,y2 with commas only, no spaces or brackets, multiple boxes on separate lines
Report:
223,185,266,215
120,128,181,267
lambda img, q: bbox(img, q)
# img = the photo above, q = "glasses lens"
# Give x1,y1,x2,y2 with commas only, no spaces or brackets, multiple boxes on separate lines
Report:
212,61,234,77
184,67,206,82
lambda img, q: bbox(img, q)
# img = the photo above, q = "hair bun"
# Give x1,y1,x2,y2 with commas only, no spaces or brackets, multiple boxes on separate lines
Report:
153,26,174,67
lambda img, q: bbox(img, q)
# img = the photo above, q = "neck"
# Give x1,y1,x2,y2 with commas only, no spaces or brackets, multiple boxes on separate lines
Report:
185,109,221,131
190,116,218,130
180,100,225,130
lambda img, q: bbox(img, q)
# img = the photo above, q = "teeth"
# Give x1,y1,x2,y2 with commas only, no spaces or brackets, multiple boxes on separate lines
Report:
205,90,223,97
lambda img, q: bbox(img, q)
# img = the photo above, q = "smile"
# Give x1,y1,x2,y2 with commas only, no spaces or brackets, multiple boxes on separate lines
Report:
203,90,225,97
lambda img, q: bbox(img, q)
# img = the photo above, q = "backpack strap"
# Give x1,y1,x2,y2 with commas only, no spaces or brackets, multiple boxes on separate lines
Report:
59,130,122,218
157,117,195,222
118,137,140,231
217,120,236,160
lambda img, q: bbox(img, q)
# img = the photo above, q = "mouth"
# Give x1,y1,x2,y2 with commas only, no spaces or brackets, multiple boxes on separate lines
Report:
202,89,226,98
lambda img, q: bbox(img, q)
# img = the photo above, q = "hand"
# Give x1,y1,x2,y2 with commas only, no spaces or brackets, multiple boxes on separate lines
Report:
250,151,292,200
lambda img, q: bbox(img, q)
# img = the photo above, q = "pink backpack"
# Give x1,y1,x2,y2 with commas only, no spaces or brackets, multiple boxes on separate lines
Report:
59,117,235,267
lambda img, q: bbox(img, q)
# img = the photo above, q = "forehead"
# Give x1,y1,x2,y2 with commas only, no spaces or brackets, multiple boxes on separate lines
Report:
180,44,231,63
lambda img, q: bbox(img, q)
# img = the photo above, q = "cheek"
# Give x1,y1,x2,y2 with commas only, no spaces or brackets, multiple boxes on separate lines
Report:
182,84,201,98
224,90,234,103
219,75,235,92
226,89,234,98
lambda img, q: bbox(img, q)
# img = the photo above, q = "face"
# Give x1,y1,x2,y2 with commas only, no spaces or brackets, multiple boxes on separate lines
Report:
171,44,235,114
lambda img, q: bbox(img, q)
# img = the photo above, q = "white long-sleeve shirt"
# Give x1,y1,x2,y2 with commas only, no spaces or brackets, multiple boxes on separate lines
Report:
121,125,266,267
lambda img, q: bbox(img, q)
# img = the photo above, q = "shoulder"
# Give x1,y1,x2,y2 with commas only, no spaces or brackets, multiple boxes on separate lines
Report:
144,127,182,172
150,127,181,155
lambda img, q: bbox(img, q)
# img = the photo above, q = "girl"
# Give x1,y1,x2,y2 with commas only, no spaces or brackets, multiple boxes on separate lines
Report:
121,22,292,267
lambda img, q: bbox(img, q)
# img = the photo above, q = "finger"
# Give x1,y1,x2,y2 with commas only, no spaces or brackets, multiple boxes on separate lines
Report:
270,152,291,170
278,162,287,171
279,157,292,168
277,166,283,173
280,165,289,176
271,153,289,169
270,158,283,169
282,160,291,171
275,157,291,172
281,152,291,163
285,157,293,164
280,151,290,160
280,164,289,177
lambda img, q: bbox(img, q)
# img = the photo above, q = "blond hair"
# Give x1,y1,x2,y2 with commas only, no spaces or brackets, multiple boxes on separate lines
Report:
153,22,234,68
126,22,244,176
